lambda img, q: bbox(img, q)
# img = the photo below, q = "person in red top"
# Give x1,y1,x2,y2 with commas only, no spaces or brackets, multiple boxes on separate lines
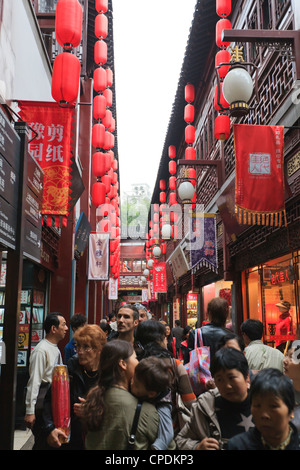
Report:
275,300,292,353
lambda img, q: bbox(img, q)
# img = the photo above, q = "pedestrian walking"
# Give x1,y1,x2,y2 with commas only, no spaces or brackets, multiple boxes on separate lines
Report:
283,341,300,433
241,319,284,372
228,368,300,450
108,303,139,346
83,340,163,450
24,313,68,448
64,313,87,363
176,347,254,450
42,324,107,450
171,320,184,358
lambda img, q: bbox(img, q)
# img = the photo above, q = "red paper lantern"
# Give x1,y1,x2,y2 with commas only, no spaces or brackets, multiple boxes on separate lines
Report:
169,176,176,190
169,192,177,206
160,191,166,203
94,39,107,65
109,117,115,133
168,145,176,159
92,151,107,177
93,66,107,92
103,131,114,150
103,88,112,107
92,122,105,148
55,0,83,49
215,49,231,79
52,52,81,106
184,104,194,123
102,109,112,129
51,365,70,443
216,18,231,48
92,181,106,207
185,146,196,160
106,68,113,87
160,179,166,190
95,13,108,39
96,0,108,13
185,83,195,102
169,160,177,175
93,94,106,120
185,125,195,144
187,168,197,186
214,84,229,111
102,174,111,193
214,114,231,141
216,0,231,17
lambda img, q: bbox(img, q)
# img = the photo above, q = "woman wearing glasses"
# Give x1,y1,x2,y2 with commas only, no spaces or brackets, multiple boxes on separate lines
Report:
41,324,107,450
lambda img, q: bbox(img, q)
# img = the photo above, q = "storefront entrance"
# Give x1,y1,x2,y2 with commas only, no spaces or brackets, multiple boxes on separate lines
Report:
242,252,299,351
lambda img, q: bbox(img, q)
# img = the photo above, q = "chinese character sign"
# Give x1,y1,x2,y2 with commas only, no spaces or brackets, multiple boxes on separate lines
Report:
18,101,74,223
153,262,167,293
189,213,218,272
234,124,286,226
88,233,109,280
108,277,118,299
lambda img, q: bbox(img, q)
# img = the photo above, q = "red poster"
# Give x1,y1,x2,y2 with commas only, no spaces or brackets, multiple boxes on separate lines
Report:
234,124,286,226
18,101,74,226
153,262,167,293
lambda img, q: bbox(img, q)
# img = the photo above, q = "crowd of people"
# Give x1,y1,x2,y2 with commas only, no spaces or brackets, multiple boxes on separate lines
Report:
23,297,300,451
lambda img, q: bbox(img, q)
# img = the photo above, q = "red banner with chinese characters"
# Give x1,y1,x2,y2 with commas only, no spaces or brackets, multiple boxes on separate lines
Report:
18,101,74,226
153,262,167,293
234,124,286,226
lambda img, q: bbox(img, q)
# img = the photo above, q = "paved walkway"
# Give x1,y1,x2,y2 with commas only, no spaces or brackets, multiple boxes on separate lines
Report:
14,430,34,450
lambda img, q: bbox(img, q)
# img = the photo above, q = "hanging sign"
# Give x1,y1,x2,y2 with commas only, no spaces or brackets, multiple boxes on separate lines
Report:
18,101,74,226
153,262,167,293
169,244,189,278
148,280,158,302
88,232,109,280
234,124,286,226
189,212,218,272
108,277,118,300
142,288,148,303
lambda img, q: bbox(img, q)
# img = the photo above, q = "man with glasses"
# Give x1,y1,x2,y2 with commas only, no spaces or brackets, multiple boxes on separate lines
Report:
134,303,152,323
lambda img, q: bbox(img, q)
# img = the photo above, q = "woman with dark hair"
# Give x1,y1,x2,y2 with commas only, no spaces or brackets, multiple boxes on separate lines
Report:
135,321,196,434
82,340,160,450
228,368,300,450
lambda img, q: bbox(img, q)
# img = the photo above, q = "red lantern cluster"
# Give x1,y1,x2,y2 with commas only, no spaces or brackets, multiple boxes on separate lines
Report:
214,0,231,141
52,0,83,107
90,0,120,280
184,84,196,160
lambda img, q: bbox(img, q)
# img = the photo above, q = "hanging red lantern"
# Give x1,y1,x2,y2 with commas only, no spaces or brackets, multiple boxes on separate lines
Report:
169,160,177,175
93,66,107,92
55,0,83,50
94,39,107,65
185,83,195,102
102,174,111,193
103,88,112,107
216,0,232,17
216,18,231,48
187,168,197,186
160,191,166,204
95,0,108,13
214,83,229,111
92,151,107,177
92,122,105,148
185,125,195,144
215,49,231,80
160,179,166,190
92,181,106,207
112,159,118,171
185,146,196,160
103,131,114,150
93,94,106,120
168,145,176,159
95,13,108,39
169,192,177,206
169,176,176,190
106,68,113,87
109,117,115,133
102,109,112,129
52,52,81,106
214,114,231,141
184,104,195,123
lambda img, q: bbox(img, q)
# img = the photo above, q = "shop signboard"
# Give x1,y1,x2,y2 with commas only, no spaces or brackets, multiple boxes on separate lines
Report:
88,232,110,280
75,212,91,257
108,277,118,300
189,212,218,272
169,244,189,279
153,262,167,293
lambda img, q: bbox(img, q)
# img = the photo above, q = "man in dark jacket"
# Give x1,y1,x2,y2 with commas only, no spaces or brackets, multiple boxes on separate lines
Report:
171,320,184,358
187,297,230,361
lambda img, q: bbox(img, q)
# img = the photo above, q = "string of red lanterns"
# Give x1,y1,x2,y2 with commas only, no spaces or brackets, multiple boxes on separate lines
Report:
214,0,232,141
52,0,83,107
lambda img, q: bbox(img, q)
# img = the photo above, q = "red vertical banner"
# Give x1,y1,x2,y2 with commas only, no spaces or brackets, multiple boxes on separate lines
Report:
234,124,286,226
153,262,167,293
18,101,74,226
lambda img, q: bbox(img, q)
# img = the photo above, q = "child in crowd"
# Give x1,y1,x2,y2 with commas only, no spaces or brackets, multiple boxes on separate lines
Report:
228,368,300,450
175,347,254,450
130,356,175,450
